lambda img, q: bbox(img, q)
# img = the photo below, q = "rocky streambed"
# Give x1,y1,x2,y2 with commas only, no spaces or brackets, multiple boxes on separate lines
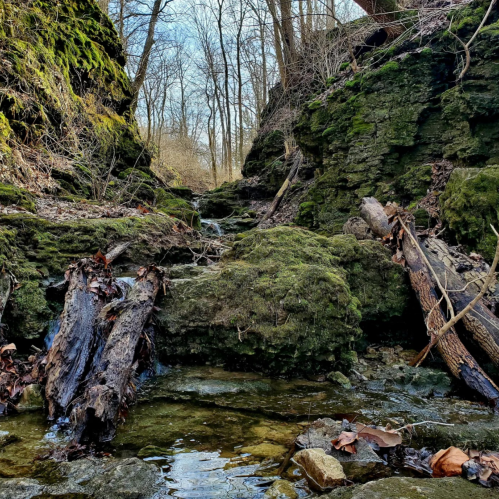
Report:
1,363,498,498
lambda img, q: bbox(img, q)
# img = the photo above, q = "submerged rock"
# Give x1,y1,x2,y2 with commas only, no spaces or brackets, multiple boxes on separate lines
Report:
0,458,159,499
293,448,346,490
264,479,299,499
323,476,497,499
17,385,44,410
327,372,352,389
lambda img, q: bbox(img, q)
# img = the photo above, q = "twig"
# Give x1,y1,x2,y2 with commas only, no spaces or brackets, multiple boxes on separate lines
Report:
394,420,455,431
447,0,497,80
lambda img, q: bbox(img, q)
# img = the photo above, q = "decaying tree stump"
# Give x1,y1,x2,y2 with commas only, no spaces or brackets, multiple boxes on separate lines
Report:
71,265,166,443
360,197,499,410
44,246,128,418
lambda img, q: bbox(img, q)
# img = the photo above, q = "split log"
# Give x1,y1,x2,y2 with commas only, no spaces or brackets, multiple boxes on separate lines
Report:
360,197,499,410
261,151,302,222
44,245,128,418
71,265,165,443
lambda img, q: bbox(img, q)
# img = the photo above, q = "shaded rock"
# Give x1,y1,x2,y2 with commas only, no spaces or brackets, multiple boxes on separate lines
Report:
0,431,20,448
264,479,299,498
342,218,373,240
293,448,346,490
328,372,352,389
323,476,497,499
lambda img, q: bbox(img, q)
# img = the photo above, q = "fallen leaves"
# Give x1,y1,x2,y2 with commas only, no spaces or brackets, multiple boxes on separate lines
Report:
331,431,358,454
430,446,469,477
356,423,402,448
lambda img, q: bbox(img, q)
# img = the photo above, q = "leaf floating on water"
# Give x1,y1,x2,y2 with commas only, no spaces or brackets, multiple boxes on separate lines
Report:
331,431,358,454
356,423,402,448
429,446,468,477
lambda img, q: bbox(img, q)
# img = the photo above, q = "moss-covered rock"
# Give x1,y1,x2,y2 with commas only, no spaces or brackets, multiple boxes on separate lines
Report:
157,227,407,375
440,167,499,260
0,0,151,193
234,0,499,234
0,184,36,212
0,211,182,341
154,188,200,229
197,181,253,218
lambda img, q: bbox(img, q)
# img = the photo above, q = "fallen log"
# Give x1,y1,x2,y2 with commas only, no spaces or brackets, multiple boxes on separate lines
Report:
71,265,166,443
360,197,499,410
261,151,302,222
361,197,499,367
44,245,128,419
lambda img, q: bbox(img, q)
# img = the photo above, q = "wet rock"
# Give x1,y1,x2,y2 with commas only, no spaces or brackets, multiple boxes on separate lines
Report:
327,372,352,389
0,431,20,448
137,445,170,458
295,419,387,482
239,443,288,461
0,458,160,499
264,479,299,498
17,385,44,410
293,448,346,490
323,476,497,499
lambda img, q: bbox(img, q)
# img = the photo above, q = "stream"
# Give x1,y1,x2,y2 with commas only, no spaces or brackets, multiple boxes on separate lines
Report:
1,365,497,497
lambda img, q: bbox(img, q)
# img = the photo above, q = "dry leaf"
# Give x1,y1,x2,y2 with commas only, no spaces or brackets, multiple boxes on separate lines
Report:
93,250,110,269
0,344,16,356
332,431,358,454
430,446,468,477
356,423,402,448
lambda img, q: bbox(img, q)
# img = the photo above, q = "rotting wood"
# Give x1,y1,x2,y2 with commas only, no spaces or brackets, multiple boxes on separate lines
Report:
44,244,129,419
360,197,499,411
71,265,167,443
261,151,302,222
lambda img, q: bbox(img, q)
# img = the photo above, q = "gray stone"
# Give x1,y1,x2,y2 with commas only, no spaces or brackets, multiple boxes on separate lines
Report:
323,476,498,499
293,448,346,490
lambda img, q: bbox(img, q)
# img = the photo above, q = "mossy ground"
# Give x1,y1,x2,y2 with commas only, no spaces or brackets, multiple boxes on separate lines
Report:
158,227,407,375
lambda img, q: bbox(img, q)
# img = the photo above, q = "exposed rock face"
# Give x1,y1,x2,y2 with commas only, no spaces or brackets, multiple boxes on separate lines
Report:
323,476,497,499
157,227,407,375
0,0,151,194
242,0,499,253
293,448,346,490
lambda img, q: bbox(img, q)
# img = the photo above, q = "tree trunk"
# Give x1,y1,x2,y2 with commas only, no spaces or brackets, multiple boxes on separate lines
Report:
360,197,499,411
131,0,164,114
71,266,164,443
352,0,405,38
44,245,129,418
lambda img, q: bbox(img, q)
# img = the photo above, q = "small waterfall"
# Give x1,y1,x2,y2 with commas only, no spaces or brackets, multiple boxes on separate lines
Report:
44,318,61,350
201,219,224,236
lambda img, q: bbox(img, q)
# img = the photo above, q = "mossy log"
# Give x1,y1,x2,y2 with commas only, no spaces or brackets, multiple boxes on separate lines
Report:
360,197,499,410
44,245,128,418
71,265,165,443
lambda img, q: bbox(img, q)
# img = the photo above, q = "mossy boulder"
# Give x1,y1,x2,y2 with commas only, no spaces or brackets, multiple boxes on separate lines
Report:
440,167,499,260
155,189,200,229
197,181,252,219
0,184,36,212
157,227,407,375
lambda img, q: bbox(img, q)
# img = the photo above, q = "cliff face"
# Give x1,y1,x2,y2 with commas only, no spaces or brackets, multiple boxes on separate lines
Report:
0,0,150,195
243,0,499,257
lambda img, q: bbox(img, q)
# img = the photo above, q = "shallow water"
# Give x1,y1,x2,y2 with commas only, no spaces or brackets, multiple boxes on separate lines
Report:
0,366,496,497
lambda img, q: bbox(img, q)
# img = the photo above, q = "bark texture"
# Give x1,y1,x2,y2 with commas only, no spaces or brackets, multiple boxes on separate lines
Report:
71,266,164,443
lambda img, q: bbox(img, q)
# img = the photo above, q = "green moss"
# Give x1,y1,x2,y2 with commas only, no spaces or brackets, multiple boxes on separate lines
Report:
440,167,499,260
0,183,36,212
157,197,201,230
157,228,407,375
308,100,322,110
339,62,350,71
